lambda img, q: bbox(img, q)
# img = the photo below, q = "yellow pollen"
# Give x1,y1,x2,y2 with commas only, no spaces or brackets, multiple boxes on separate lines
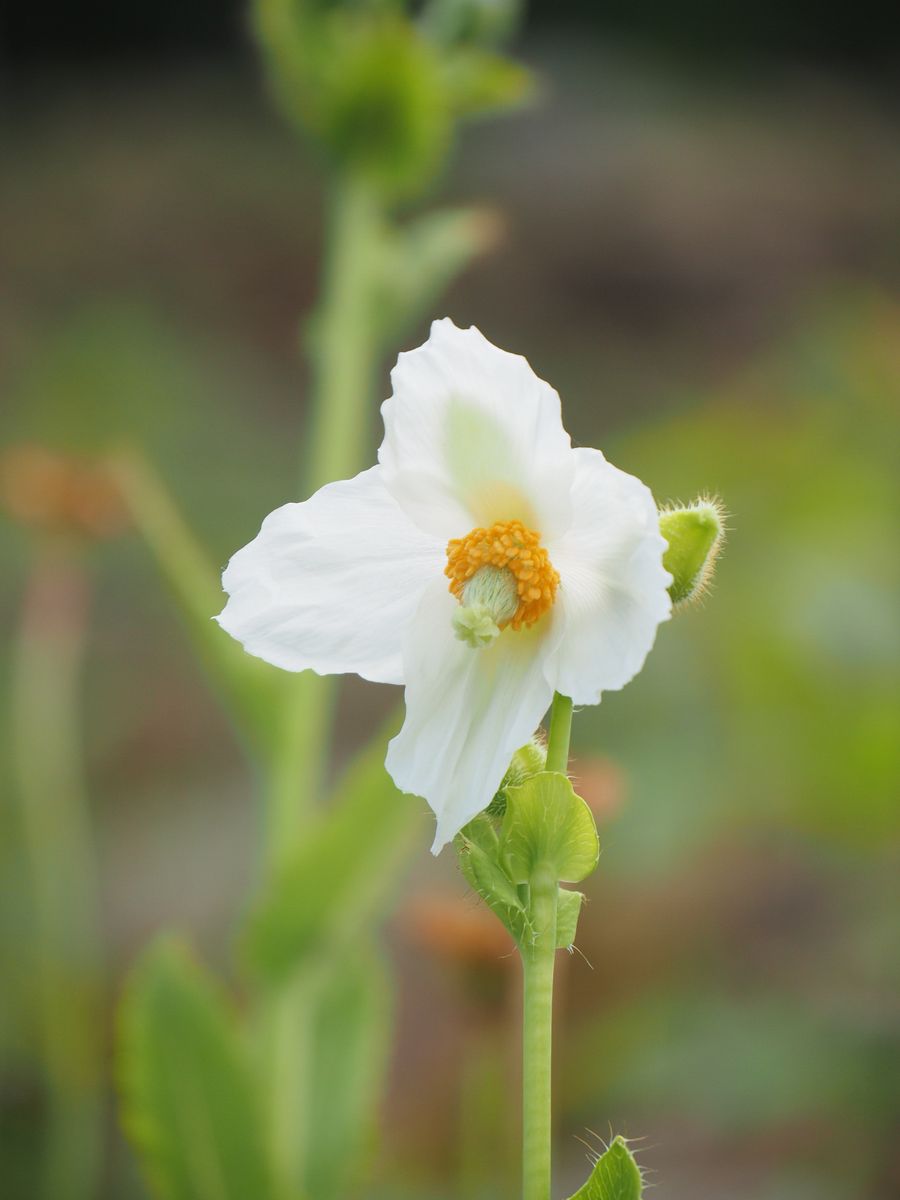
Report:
445,520,559,631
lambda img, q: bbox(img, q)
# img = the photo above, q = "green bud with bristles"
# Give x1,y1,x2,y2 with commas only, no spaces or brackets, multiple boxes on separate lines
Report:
486,737,546,817
659,498,725,607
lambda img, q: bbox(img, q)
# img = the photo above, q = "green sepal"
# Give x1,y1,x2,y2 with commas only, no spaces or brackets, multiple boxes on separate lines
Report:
500,771,599,885
455,815,533,943
555,887,585,950
659,498,725,607
117,936,277,1200
566,1135,643,1200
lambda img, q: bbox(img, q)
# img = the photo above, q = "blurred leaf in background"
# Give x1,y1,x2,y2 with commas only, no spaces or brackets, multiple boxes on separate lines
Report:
118,937,277,1200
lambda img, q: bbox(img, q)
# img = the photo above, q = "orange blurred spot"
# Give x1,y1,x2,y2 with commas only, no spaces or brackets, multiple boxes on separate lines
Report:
1,445,127,540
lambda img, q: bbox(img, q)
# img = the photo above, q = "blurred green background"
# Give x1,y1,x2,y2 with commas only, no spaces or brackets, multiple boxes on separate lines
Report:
2,3,898,1199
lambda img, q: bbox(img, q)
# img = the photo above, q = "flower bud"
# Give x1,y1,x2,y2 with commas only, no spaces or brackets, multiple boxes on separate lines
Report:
487,738,546,816
1,444,126,541
659,498,725,608
317,17,450,199
253,4,452,199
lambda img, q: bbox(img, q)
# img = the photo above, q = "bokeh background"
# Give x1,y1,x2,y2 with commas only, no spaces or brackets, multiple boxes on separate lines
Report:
2,3,898,1198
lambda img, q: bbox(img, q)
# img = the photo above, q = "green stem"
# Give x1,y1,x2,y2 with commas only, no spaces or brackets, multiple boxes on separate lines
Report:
11,545,103,1200
545,692,573,774
521,864,558,1200
519,691,572,1200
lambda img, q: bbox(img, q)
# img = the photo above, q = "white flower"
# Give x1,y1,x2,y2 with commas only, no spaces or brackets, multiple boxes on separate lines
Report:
217,319,671,851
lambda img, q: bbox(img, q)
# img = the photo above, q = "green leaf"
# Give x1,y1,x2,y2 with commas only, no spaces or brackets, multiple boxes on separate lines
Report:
373,206,499,343
305,949,390,1200
566,1135,643,1200
555,887,585,950
456,816,532,944
501,772,600,884
117,937,277,1200
444,48,535,118
243,733,424,982
110,448,285,759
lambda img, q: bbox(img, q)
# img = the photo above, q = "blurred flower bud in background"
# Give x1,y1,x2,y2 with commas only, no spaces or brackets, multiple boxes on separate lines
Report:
1,445,127,541
253,0,532,200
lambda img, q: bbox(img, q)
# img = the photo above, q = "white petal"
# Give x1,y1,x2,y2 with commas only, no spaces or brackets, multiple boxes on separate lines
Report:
386,579,558,853
379,318,575,541
216,466,443,685
546,448,672,704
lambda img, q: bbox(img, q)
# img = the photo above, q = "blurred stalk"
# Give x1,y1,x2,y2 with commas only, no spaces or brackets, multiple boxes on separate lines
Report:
264,173,387,1196
304,176,382,495
10,543,103,1200
266,177,383,872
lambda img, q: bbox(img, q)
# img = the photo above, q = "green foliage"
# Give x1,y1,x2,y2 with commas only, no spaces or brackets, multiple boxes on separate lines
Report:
243,734,424,982
305,950,391,1200
456,773,597,948
566,1135,642,1200
501,772,600,885
117,938,276,1200
456,814,533,943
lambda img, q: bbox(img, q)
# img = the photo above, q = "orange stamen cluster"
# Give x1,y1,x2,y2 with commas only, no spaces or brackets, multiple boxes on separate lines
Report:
445,519,559,631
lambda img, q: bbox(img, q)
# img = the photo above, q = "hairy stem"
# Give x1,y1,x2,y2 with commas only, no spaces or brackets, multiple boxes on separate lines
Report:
545,691,573,775
521,863,558,1200
519,690,573,1199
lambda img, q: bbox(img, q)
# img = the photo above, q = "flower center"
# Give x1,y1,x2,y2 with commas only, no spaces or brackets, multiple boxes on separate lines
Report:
445,520,559,647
